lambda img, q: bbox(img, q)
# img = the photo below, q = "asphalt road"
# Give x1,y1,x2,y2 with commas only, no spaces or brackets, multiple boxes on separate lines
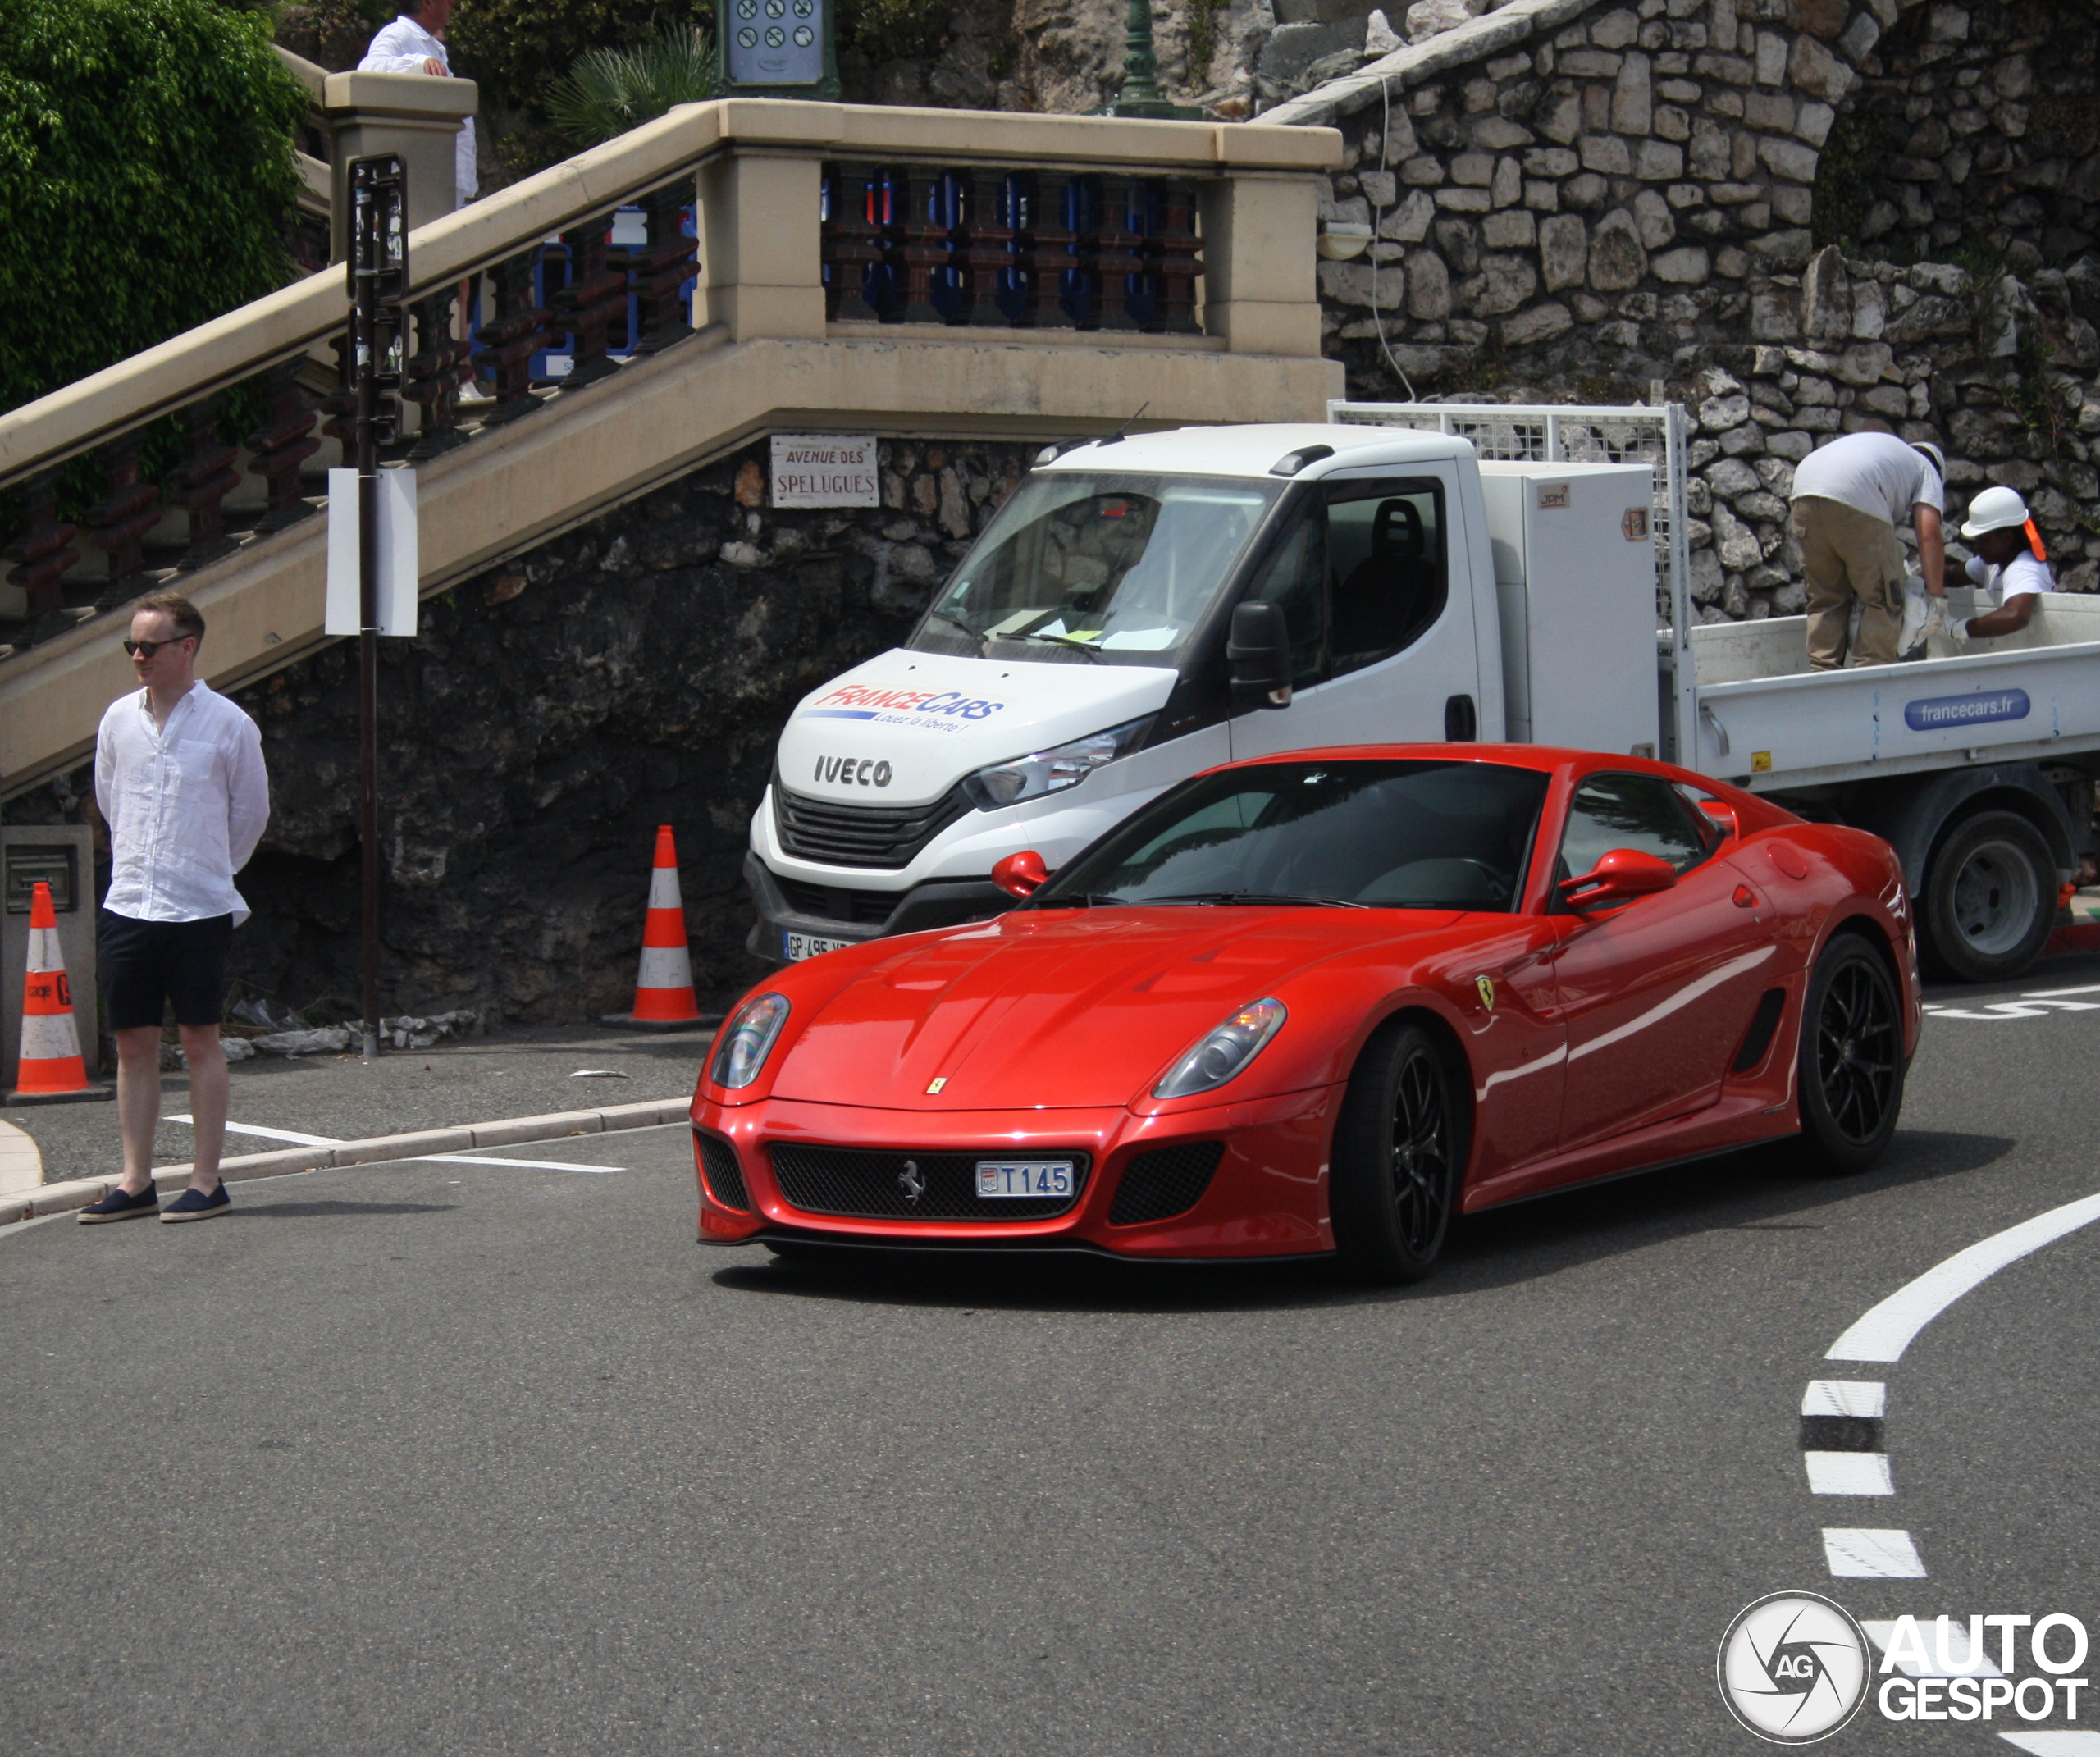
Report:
2,954,2097,1756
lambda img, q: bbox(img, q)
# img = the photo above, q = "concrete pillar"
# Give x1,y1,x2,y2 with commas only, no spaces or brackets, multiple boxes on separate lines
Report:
322,71,478,262
1198,172,1323,357
696,151,826,341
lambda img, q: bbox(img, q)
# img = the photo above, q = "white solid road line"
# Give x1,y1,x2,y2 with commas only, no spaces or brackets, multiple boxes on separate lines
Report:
1801,1380,1885,1417
167,1116,625,1175
1821,1528,1928,1577
1804,1452,1894,1495
1924,982,2100,1021
1825,1190,2100,1362
1998,1735,2100,1755
1860,1619,2004,1678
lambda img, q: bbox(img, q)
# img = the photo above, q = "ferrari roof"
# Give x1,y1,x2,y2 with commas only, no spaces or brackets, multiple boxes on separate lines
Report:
1037,422,1471,480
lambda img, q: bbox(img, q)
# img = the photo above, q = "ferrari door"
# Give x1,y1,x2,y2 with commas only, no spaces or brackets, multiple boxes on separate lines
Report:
1550,772,1782,1152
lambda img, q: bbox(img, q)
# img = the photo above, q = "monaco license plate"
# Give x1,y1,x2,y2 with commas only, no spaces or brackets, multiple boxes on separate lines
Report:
975,1160,1075,1200
783,930,852,961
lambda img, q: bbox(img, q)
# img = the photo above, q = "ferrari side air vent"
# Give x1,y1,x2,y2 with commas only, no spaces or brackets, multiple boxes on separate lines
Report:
1109,1142,1225,1225
696,1131,751,1212
1731,988,1787,1075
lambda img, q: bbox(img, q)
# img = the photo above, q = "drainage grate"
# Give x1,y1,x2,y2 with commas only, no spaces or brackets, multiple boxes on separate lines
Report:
769,1143,1089,1221
696,1131,751,1211
1109,1142,1224,1225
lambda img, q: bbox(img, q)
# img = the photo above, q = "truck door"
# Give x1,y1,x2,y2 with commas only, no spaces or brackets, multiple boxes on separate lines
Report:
1227,470,1481,761
1549,771,1782,1151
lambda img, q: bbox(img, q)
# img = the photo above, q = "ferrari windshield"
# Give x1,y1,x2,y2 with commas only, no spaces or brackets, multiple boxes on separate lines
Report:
1031,760,1551,912
908,471,1285,667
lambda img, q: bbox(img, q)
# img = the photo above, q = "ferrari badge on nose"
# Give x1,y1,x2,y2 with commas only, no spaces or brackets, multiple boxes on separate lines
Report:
1476,975,1496,1013
898,1159,925,1203
926,1076,947,1094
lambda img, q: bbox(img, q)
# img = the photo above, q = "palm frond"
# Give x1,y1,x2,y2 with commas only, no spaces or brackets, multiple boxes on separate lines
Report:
546,22,715,149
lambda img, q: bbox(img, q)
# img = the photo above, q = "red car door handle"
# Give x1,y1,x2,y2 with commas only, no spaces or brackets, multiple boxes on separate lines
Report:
1733,885,1759,909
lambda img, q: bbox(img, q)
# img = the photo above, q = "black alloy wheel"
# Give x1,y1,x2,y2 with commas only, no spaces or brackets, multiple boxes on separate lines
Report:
1797,933,1905,1174
1331,1021,1468,1284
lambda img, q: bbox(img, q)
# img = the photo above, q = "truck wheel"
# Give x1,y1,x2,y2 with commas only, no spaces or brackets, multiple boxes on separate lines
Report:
1798,934,1906,1175
1331,1021,1468,1284
1922,810,2056,983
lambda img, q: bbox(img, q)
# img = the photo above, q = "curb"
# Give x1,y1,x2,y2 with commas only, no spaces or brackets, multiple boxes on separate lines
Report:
0,1095,692,1228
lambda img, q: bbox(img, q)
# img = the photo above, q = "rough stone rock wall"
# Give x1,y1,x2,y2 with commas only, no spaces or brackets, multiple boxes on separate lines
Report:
18,439,1034,1025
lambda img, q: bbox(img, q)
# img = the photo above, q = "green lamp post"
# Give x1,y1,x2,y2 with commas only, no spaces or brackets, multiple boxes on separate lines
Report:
1108,0,1203,119
714,0,840,98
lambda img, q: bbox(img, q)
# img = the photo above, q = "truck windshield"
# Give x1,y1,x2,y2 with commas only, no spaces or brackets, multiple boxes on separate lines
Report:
1029,760,1550,912
909,472,1285,667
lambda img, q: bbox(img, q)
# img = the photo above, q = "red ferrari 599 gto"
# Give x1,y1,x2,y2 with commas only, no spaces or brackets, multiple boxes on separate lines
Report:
689,746,1920,1281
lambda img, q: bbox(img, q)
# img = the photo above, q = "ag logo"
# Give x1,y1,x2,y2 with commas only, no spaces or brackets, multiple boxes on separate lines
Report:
1717,1592,1869,1743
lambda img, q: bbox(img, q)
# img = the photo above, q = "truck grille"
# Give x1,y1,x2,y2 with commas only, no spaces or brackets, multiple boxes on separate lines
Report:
1108,1142,1223,1225
772,778,973,870
695,1131,751,1211
769,1144,1090,1221
775,877,898,925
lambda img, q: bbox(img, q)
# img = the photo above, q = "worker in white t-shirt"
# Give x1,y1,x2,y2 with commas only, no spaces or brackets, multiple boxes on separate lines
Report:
1939,485,2051,646
1788,432,1950,669
358,0,477,209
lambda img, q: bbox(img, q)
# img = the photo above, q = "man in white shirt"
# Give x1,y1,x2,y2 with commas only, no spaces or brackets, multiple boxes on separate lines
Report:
358,0,477,209
1938,484,2050,646
77,595,270,1225
1788,431,1950,669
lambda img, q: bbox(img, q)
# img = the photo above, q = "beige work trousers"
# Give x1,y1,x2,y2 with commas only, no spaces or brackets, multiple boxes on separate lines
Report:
1792,495,1907,669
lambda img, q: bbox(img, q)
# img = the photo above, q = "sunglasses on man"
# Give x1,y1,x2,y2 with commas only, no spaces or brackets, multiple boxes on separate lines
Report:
122,636,194,658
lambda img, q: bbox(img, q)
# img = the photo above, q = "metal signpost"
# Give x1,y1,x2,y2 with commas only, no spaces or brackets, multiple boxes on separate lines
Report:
715,0,838,98
348,156,409,1061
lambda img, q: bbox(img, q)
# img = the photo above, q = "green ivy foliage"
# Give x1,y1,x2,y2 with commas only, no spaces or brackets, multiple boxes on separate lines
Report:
0,0,307,418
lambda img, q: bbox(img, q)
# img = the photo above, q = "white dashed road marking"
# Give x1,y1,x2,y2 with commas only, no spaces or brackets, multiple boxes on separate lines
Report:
1997,1734,2100,1755
1802,1380,1885,1418
168,1116,625,1175
1805,1451,1894,1495
1821,1528,1929,1578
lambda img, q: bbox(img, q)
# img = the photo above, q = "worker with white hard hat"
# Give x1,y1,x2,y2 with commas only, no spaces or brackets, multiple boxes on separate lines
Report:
1938,484,2051,646
1788,432,1952,668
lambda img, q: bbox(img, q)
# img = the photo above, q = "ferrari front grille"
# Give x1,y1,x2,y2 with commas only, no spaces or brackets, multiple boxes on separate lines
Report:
769,1144,1091,1221
772,778,973,870
696,1131,751,1211
1109,1142,1224,1225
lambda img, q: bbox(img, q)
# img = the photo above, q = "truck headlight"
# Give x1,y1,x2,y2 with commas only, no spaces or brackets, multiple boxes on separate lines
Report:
1153,999,1287,1099
710,993,790,1089
961,715,1155,811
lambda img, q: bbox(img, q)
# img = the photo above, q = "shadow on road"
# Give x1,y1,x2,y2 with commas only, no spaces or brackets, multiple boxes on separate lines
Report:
232,1199,459,1219
708,1127,2011,1316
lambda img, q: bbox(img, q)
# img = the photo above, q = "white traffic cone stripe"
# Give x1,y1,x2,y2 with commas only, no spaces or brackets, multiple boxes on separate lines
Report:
646,865,683,910
21,1011,84,1061
26,924,62,973
637,945,695,990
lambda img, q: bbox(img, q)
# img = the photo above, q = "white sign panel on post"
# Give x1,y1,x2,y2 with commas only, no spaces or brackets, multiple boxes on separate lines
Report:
769,434,879,508
325,467,419,637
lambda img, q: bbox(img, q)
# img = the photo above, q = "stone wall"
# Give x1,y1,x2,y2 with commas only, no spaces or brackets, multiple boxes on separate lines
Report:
16,438,1035,1025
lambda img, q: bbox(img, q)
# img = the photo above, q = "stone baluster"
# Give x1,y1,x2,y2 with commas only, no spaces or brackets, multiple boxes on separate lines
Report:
404,290,470,460
244,359,322,530
894,167,951,325
1,468,80,621
473,249,554,425
1020,171,1076,330
163,397,242,570
961,169,1017,328
1144,179,1203,335
620,181,698,355
824,162,888,322
1080,175,1143,333
554,221,629,387
82,436,162,596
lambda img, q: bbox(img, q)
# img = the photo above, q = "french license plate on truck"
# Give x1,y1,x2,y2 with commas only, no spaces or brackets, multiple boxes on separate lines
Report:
975,1161,1075,1198
783,930,852,961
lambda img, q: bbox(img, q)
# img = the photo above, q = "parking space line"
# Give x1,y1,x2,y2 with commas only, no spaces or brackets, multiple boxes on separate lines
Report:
1821,1528,1928,1577
167,1116,626,1175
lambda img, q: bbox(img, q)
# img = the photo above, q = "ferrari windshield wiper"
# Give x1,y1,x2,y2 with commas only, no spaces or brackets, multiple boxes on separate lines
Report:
1025,892,1125,910
1141,891,1368,909
1015,631,1107,662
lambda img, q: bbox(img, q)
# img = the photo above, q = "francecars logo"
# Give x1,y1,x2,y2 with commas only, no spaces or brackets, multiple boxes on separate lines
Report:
1718,1592,1871,1743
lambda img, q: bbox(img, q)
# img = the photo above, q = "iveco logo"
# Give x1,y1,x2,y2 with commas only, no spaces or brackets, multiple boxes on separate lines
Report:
897,1158,925,1202
815,755,892,787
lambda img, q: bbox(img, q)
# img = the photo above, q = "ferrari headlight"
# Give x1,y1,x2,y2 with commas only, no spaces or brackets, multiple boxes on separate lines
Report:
1153,998,1287,1099
961,715,1154,811
710,992,790,1090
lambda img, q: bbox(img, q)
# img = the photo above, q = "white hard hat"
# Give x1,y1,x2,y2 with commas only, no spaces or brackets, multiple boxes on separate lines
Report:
1961,484,2030,538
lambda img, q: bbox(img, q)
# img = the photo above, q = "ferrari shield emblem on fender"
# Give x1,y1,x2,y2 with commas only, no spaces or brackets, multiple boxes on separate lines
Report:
1476,975,1496,1013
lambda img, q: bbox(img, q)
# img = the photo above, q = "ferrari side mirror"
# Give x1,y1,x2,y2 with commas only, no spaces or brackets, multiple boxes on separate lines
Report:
1698,799,1739,839
992,850,1048,899
1560,847,1678,910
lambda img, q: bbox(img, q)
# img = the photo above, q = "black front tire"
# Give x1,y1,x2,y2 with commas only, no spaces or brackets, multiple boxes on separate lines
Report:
1331,1022,1468,1284
1921,810,2055,983
1797,934,1905,1175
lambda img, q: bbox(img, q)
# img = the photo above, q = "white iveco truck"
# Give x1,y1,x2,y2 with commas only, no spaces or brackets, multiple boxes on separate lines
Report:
746,405,2099,983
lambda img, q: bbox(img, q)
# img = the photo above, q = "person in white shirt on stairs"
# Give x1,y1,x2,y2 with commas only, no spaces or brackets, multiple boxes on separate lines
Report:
358,0,478,210
77,595,270,1225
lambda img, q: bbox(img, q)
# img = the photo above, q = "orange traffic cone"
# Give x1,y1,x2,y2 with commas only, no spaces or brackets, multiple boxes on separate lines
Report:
8,882,106,1105
602,825,705,1029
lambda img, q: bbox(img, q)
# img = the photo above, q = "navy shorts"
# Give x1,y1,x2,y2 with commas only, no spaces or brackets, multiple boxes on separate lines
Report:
99,911,233,1031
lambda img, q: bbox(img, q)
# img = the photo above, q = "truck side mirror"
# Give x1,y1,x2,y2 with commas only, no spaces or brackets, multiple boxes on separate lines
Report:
1559,848,1678,910
992,851,1048,898
1228,601,1292,710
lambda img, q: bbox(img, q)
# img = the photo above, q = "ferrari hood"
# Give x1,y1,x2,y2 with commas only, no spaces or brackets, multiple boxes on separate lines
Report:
769,907,1461,1111
779,648,1176,806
